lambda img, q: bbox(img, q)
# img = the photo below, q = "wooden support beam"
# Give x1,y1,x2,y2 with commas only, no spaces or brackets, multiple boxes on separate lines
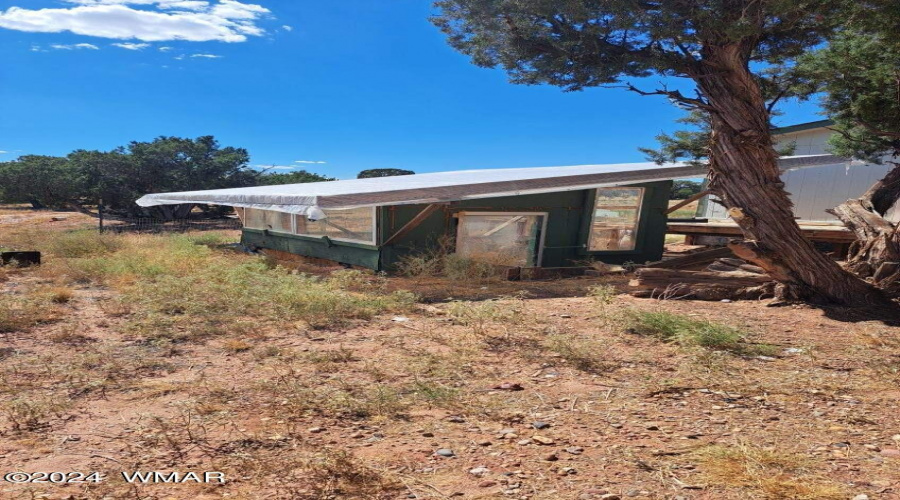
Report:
665,189,712,216
382,204,445,246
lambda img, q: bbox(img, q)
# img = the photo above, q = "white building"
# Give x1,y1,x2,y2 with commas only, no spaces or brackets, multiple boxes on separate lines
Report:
698,120,897,223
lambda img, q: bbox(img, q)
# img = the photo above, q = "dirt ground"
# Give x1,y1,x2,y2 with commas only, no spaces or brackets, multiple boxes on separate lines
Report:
1,207,899,500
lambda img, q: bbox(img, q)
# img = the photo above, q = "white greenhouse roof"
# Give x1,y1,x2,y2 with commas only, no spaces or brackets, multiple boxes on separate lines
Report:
136,154,846,218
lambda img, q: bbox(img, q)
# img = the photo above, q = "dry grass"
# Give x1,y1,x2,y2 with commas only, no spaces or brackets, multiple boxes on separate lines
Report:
0,294,60,333
668,199,700,219
395,235,506,281
0,207,895,500
222,339,253,353
692,443,848,499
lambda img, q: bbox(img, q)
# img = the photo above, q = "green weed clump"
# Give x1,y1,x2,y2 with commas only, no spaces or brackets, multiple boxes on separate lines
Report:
626,310,773,356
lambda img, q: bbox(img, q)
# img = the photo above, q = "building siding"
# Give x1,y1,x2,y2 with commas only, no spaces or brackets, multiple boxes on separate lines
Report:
702,127,896,222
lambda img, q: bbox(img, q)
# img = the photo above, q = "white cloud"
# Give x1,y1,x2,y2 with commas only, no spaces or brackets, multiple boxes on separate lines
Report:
0,150,8,154
158,45,173,51
0,1,271,43
281,24,291,31
50,42,100,49
190,53,221,58
294,160,326,164
112,42,149,49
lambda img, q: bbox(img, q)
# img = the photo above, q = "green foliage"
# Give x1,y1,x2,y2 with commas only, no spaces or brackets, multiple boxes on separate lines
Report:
258,170,336,185
640,109,796,168
0,156,80,209
431,1,842,92
0,136,334,219
626,310,773,356
670,180,704,200
639,112,713,167
794,2,900,161
69,136,256,216
357,168,415,179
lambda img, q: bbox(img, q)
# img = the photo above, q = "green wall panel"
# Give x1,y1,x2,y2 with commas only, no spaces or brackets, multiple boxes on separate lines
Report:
242,229,380,269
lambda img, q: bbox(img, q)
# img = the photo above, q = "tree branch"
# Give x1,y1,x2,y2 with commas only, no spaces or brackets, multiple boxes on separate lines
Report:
611,82,715,112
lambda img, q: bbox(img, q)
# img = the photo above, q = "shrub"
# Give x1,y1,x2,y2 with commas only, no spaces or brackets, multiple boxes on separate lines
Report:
395,236,504,280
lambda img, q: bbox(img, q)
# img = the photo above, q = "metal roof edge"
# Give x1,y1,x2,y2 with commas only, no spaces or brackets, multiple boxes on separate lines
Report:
773,119,834,135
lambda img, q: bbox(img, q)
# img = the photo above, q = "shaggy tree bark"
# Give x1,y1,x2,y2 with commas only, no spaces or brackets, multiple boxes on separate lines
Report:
694,44,891,307
828,163,900,295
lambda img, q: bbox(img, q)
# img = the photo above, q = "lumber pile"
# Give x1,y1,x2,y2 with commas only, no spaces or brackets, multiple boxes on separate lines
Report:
630,257,775,300
705,257,766,275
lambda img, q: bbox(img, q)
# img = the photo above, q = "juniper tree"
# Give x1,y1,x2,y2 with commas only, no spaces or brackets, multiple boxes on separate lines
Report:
432,0,890,306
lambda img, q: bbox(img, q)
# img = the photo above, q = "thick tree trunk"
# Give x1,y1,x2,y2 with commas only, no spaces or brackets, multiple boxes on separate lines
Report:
695,44,891,307
828,162,900,295
148,203,196,221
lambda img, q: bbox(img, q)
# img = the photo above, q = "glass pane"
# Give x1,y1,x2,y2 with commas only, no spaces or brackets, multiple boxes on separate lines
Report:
264,211,293,233
295,207,375,244
243,208,266,230
457,214,544,267
242,209,292,232
588,188,644,251
296,216,328,238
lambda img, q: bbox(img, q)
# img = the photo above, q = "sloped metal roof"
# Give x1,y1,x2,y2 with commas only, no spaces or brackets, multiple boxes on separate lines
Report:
136,155,845,218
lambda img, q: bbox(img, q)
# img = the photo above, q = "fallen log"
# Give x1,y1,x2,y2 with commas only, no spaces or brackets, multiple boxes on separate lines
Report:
630,267,775,301
706,257,766,274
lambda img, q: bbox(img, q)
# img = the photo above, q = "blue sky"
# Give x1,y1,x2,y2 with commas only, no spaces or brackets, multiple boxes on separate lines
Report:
0,0,825,179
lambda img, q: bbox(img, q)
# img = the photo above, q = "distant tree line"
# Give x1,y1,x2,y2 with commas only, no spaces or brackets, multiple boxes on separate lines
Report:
0,136,334,219
357,168,415,179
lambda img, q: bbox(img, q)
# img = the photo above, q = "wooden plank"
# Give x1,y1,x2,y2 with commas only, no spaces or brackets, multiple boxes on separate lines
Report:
665,189,712,216
382,203,445,246
643,246,734,270
636,267,772,286
666,222,856,242
482,216,524,237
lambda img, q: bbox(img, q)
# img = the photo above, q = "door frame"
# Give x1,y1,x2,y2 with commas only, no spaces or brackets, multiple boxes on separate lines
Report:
455,211,549,267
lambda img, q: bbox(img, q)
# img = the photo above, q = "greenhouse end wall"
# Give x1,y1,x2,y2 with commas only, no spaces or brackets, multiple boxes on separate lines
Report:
379,181,671,271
